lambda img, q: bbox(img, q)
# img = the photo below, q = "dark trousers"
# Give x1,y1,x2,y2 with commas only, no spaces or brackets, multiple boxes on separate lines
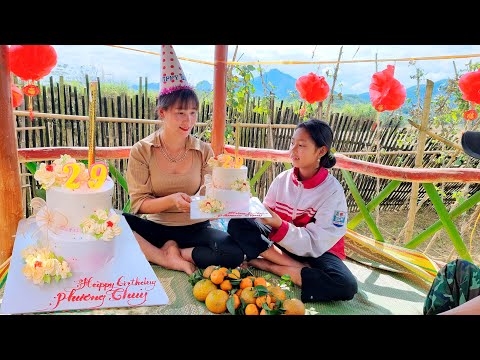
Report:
123,213,244,269
227,218,358,302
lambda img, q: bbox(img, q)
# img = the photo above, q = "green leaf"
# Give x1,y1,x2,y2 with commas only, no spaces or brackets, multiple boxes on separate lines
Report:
25,162,38,175
122,198,131,213
43,274,51,284
34,188,46,201
226,296,236,315
108,160,129,192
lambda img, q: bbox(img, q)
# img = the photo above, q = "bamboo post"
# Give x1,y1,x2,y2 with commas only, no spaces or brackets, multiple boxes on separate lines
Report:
0,46,23,264
403,79,434,243
211,45,228,156
324,46,343,121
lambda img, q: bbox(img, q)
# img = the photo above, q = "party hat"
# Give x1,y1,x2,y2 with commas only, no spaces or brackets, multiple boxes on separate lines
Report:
160,45,193,96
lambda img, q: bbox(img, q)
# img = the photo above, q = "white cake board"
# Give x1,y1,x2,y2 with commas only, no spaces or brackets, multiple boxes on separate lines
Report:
0,216,169,315
190,196,272,219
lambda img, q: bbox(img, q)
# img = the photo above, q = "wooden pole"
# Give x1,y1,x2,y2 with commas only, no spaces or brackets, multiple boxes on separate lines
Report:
404,79,434,243
211,45,228,156
0,46,23,264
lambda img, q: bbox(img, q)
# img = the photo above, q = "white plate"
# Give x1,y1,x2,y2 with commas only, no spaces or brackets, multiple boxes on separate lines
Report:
190,196,272,219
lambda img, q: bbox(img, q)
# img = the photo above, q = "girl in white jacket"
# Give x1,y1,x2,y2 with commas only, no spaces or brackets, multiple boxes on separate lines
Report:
228,119,357,302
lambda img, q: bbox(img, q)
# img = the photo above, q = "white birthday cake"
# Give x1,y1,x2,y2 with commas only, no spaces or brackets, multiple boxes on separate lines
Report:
24,155,121,282
199,155,251,213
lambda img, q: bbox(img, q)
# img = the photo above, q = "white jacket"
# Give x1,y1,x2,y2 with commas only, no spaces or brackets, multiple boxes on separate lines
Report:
264,167,348,259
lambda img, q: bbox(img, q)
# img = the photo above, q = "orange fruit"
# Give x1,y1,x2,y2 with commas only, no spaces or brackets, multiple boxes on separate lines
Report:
192,279,218,302
255,294,272,309
218,267,228,277
231,294,240,310
235,288,243,297
240,286,257,305
220,279,233,291
227,268,241,280
202,265,217,279
239,277,253,289
210,269,225,285
282,298,305,315
254,277,267,287
245,303,259,315
205,289,229,314
267,285,287,304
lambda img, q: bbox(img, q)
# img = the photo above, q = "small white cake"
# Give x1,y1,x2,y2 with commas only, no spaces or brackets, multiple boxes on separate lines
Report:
200,156,251,213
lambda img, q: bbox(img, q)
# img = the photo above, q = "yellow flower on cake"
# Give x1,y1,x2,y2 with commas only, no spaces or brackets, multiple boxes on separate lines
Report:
34,163,57,190
231,179,250,192
34,155,91,189
198,197,225,213
80,209,122,240
21,245,72,285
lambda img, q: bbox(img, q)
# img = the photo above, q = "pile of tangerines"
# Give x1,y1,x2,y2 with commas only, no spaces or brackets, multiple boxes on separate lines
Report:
188,265,305,315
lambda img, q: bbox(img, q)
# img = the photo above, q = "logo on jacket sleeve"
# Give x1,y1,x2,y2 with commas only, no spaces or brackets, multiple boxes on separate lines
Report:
332,210,346,227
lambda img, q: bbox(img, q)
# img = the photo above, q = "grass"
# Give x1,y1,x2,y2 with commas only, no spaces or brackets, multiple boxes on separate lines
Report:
352,207,480,265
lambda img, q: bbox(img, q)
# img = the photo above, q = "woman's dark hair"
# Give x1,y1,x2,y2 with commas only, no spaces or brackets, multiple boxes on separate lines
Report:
296,119,336,169
156,88,199,113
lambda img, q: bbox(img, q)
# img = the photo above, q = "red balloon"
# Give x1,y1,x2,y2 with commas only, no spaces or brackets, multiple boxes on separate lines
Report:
296,72,330,104
369,65,406,112
458,69,480,104
11,83,24,107
9,45,57,81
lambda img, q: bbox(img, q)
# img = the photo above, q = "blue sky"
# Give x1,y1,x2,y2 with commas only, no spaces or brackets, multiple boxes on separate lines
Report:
50,45,480,95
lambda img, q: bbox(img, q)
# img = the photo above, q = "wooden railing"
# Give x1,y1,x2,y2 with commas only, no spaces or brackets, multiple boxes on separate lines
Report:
18,144,480,263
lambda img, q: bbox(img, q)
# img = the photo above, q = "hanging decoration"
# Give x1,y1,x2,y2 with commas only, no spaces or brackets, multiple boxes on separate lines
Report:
11,83,24,108
369,65,406,112
9,45,57,120
295,72,330,104
458,69,480,121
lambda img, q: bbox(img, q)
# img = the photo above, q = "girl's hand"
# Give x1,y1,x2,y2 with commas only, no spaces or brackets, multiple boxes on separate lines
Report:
170,192,192,212
259,206,283,229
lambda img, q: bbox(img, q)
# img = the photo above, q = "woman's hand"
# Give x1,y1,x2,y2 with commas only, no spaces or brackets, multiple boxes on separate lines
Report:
169,192,192,212
259,206,283,229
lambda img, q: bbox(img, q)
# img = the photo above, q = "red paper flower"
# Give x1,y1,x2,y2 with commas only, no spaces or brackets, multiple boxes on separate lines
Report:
463,109,478,121
369,65,406,112
458,69,480,104
296,72,330,104
11,83,23,108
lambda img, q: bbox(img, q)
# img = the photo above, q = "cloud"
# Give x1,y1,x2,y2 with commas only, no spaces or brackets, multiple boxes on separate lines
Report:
50,45,480,94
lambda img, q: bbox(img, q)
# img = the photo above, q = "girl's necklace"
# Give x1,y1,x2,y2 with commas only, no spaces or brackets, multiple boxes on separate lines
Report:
159,134,188,163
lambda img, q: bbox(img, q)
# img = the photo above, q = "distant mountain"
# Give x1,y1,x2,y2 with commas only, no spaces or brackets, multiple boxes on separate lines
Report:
251,69,298,100
357,79,450,103
129,69,451,111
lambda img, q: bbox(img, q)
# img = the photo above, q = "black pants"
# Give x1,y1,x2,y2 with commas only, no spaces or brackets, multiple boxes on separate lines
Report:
123,213,244,269
227,218,358,302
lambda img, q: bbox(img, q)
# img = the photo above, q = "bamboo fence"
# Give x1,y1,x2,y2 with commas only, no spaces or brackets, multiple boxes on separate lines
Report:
13,76,480,218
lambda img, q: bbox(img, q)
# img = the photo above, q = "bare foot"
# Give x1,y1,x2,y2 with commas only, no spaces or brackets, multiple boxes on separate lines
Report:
248,258,274,272
160,240,196,275
248,258,303,286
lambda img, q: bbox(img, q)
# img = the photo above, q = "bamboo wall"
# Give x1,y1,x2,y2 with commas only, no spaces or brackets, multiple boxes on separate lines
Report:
14,77,480,217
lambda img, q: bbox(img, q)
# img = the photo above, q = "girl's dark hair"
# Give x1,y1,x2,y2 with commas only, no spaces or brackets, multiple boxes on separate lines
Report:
156,88,199,113
296,119,336,169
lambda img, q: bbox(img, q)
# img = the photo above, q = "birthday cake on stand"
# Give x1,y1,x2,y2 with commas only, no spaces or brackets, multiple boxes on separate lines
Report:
25,154,121,283
199,154,251,214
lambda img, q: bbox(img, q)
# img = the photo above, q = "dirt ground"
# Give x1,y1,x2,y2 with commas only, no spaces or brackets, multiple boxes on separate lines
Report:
351,207,480,266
